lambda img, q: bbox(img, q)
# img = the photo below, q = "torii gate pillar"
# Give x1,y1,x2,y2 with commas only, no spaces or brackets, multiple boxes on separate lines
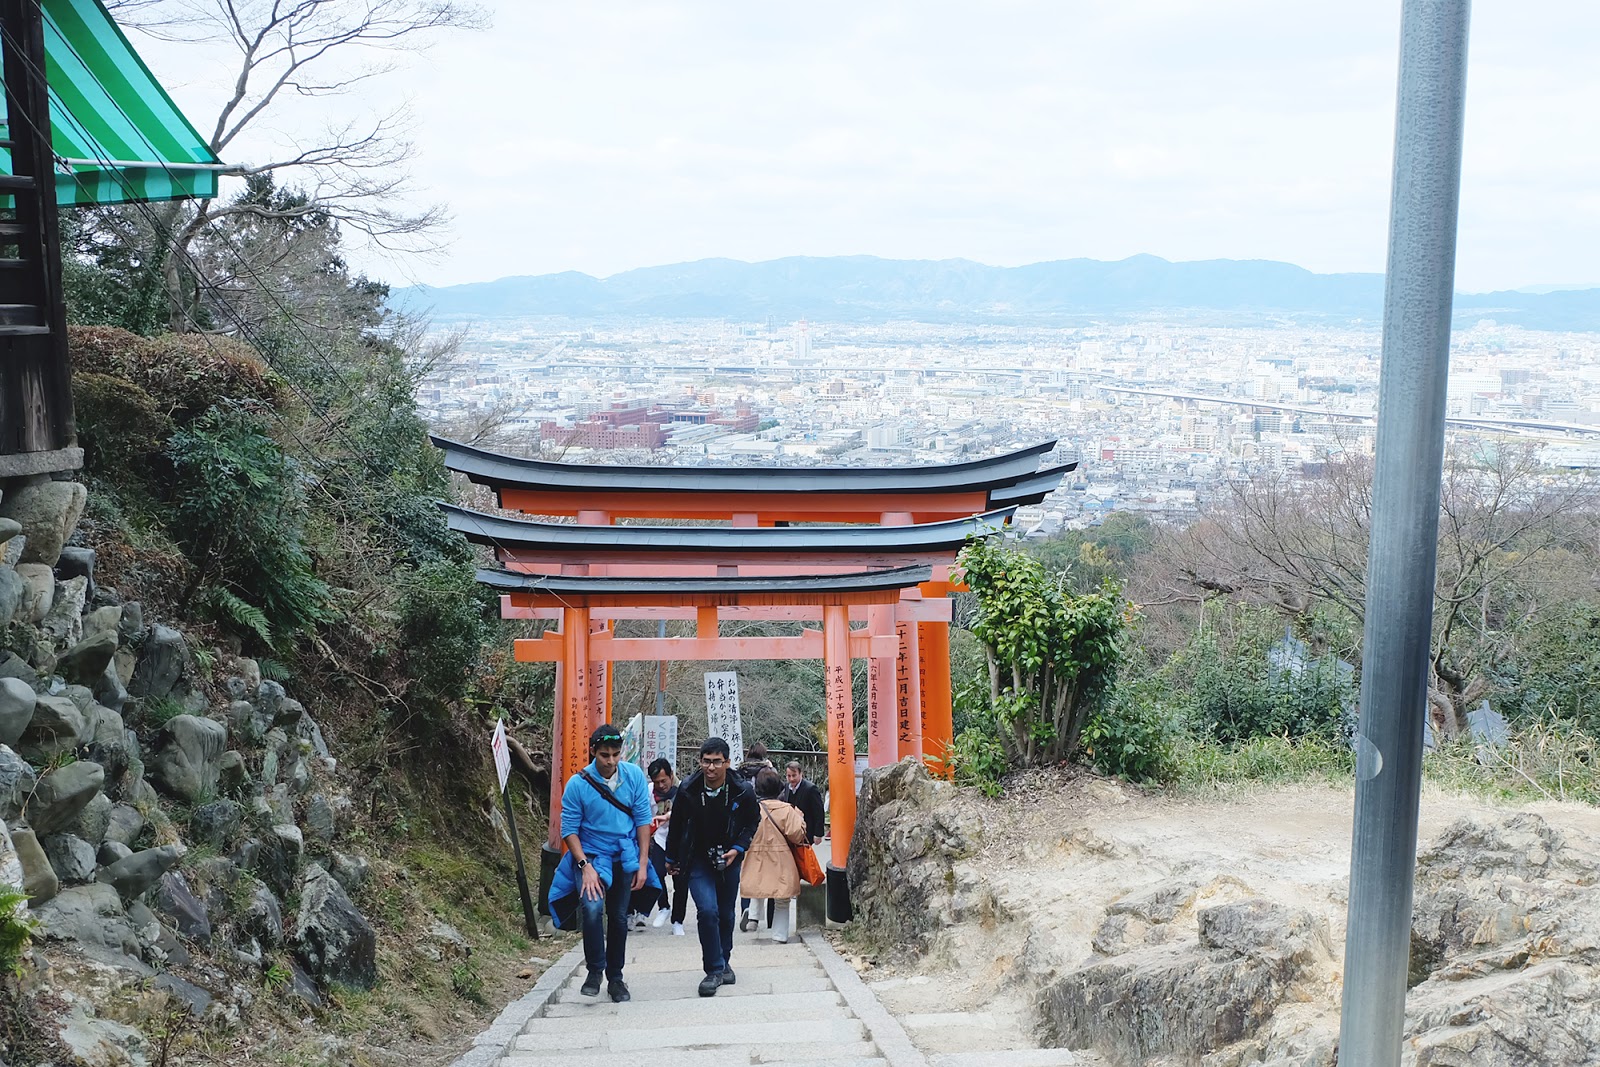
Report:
822,603,857,922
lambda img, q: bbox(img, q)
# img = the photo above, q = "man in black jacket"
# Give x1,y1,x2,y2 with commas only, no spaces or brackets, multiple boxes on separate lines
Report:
666,736,760,997
779,760,826,844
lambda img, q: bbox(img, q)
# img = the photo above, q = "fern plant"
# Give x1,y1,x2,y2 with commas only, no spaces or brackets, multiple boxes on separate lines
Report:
200,585,273,647
1,885,38,978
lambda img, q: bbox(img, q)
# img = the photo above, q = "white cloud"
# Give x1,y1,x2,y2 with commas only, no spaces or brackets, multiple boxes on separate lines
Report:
132,0,1600,293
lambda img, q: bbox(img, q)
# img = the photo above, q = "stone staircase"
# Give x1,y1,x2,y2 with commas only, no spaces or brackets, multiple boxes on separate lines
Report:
451,920,1082,1067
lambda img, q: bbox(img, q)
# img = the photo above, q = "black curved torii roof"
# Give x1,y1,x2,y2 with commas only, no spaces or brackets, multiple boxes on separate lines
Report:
440,502,1015,554
430,435,1074,500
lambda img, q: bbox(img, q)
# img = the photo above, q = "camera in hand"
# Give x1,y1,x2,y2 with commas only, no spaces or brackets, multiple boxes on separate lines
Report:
706,845,728,871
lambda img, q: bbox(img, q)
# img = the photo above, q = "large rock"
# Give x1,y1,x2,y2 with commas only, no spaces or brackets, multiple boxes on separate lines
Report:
26,760,105,835
33,882,141,963
81,604,121,641
56,630,118,688
146,714,226,801
217,750,249,797
14,563,54,623
153,871,211,943
96,843,184,900
295,863,377,989
93,660,129,714
0,563,23,630
10,827,57,904
39,574,89,648
79,704,128,785
304,793,335,846
15,694,84,764
67,791,113,846
235,835,297,903
128,625,187,699
243,879,285,948
0,479,88,567
254,679,287,725
42,833,97,884
0,819,26,895
97,840,132,867
0,676,32,747
54,546,96,601
0,651,38,688
188,799,241,851
117,601,145,646
330,851,371,895
227,699,268,743
102,803,144,847
0,743,35,822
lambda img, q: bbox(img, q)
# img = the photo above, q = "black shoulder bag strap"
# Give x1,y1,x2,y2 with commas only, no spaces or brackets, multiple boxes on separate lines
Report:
579,770,636,817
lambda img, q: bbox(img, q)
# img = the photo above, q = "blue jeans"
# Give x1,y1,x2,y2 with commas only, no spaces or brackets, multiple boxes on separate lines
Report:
578,862,631,980
686,857,742,974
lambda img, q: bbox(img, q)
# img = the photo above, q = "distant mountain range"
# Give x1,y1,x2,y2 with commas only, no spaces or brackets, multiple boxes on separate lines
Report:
389,254,1600,331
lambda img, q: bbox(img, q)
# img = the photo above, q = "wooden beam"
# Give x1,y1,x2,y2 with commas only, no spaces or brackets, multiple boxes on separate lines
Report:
500,596,952,623
515,630,897,663
506,588,909,609
499,487,991,523
896,620,923,762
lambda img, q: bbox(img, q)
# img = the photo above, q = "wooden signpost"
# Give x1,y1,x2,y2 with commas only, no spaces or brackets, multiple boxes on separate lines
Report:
492,719,538,940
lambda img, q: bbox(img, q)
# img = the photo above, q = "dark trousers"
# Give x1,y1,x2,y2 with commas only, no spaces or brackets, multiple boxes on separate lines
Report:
686,857,742,974
578,862,630,980
644,842,690,923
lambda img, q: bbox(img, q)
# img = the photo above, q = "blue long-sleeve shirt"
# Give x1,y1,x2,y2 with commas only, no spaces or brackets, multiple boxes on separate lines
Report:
559,759,654,874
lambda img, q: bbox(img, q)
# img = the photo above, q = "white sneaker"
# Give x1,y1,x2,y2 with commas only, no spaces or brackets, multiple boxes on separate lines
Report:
652,909,668,928
672,923,685,936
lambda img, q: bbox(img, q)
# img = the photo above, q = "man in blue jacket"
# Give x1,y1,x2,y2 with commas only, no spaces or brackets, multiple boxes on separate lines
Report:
665,736,760,997
547,724,656,1002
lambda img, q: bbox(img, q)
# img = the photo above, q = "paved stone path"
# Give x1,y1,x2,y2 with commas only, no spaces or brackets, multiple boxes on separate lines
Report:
451,918,1080,1067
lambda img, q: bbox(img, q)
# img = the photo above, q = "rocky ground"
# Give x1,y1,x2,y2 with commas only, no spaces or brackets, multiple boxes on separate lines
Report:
844,760,1600,1066
0,477,558,1065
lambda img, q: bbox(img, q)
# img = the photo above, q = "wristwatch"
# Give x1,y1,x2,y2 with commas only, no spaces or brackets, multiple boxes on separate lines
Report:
575,858,588,870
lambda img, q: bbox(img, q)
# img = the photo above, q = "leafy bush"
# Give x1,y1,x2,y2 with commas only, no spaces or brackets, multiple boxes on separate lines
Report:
947,712,1009,797
394,560,495,709
166,404,330,644
72,371,173,482
1170,733,1355,789
1494,601,1600,731
69,325,283,421
1082,689,1182,783
0,885,38,978
957,537,1127,767
1163,607,1353,746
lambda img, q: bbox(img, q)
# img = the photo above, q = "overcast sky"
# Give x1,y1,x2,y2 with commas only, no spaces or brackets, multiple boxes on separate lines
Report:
139,1,1600,293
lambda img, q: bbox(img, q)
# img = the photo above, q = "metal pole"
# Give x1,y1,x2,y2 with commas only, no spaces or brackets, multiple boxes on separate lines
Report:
1338,2,1471,1063
501,782,540,940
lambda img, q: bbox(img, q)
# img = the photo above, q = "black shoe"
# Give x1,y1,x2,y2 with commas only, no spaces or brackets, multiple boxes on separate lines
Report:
720,966,736,986
608,979,630,1003
739,914,756,933
580,970,602,997
697,971,724,997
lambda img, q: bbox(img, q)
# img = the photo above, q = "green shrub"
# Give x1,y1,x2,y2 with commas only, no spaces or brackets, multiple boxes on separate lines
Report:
1082,691,1182,783
72,371,173,481
1164,608,1353,746
0,884,38,978
395,559,495,709
166,404,330,644
947,722,1008,797
69,325,283,421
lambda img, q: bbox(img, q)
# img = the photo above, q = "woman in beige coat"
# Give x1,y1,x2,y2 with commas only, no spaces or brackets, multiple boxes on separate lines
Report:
740,768,809,942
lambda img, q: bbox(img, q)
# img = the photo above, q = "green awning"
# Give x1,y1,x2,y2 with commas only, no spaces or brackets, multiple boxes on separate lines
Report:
2,0,226,206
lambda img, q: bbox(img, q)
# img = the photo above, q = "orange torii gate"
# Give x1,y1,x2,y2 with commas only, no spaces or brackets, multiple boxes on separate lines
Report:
433,437,1074,919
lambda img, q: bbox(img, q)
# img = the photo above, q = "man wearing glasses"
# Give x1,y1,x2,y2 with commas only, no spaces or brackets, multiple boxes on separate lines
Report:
665,736,760,996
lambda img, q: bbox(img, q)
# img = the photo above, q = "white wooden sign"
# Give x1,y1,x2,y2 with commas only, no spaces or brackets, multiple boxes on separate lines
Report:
703,671,743,759
641,715,678,771
490,718,511,793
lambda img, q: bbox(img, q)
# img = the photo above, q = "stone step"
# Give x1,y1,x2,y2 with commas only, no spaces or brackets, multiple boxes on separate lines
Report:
512,1017,869,1054
548,968,832,1006
619,945,817,974
499,1041,879,1067
533,988,844,1025
932,1051,1081,1067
